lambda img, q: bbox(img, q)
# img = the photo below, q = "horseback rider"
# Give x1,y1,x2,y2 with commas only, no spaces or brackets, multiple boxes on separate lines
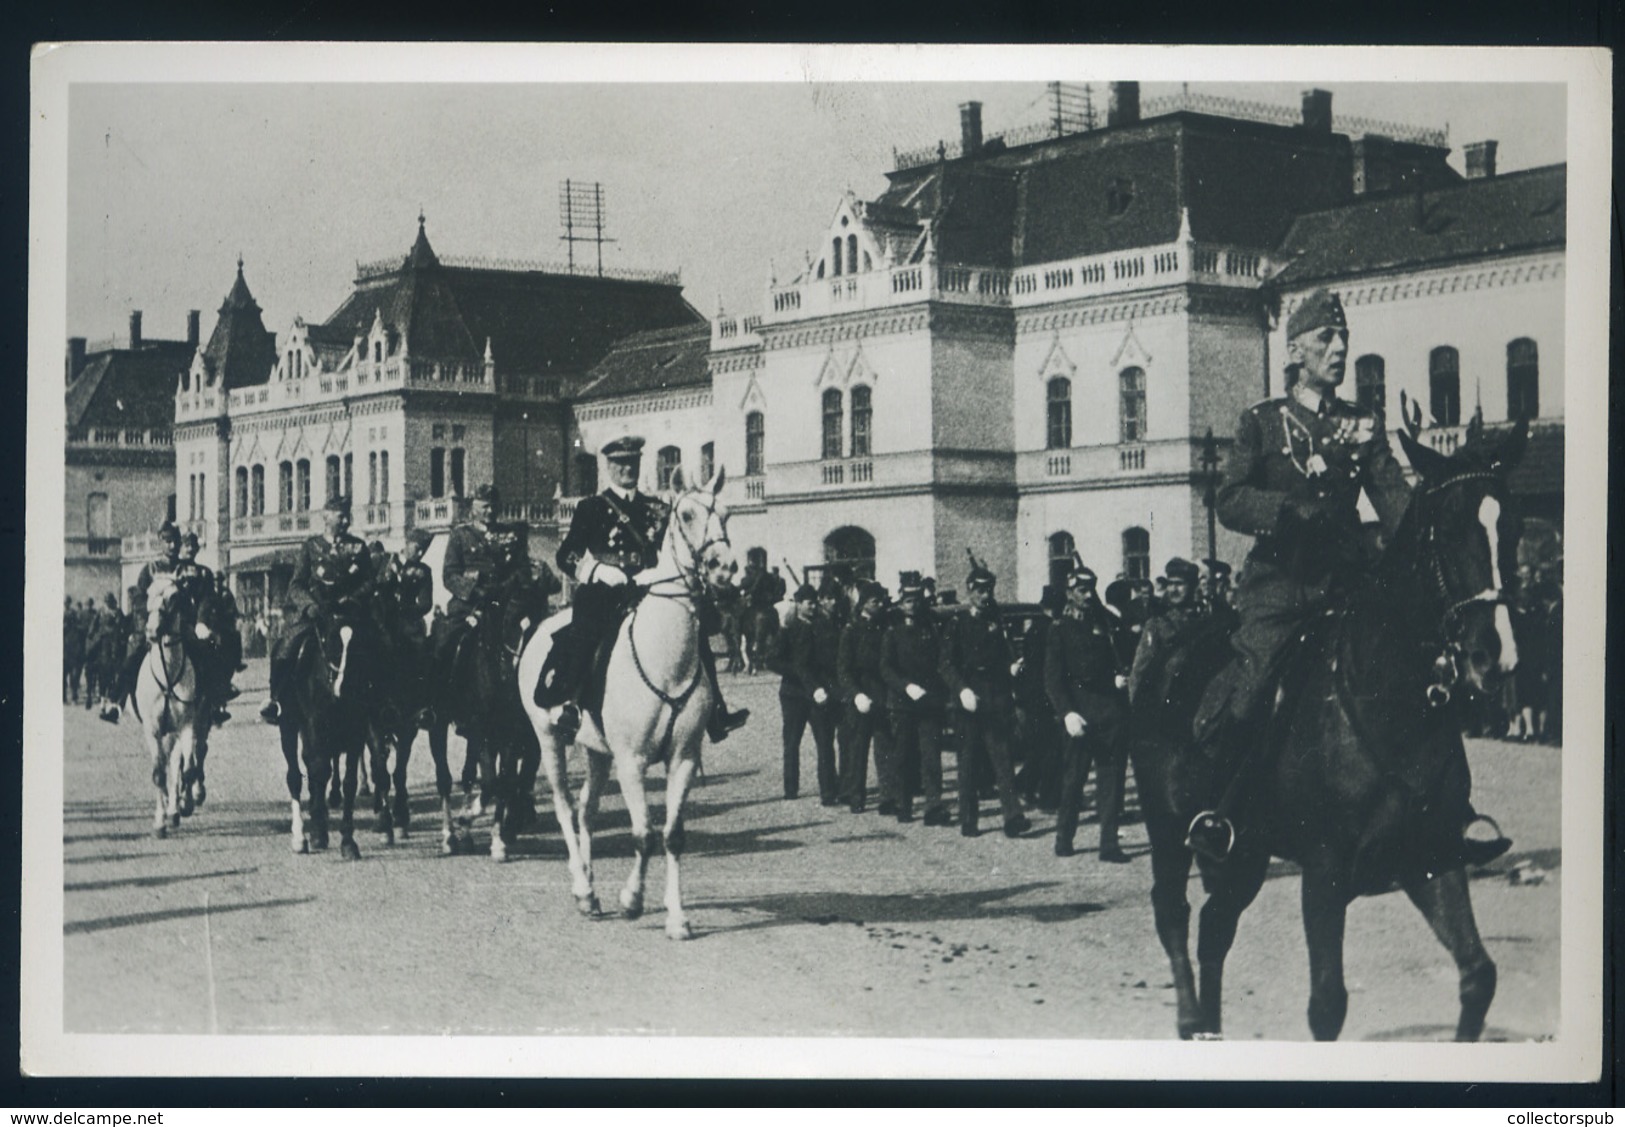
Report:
101,520,185,723
1185,287,1509,865
533,435,747,742
175,531,238,725
259,495,375,724
938,554,1031,839
1044,560,1132,862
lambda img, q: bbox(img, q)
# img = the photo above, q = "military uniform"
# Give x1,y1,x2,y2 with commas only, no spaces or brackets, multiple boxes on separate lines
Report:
1045,572,1131,860
263,512,375,715
777,585,842,803
880,590,950,824
939,564,1028,836
836,584,892,812
101,529,183,720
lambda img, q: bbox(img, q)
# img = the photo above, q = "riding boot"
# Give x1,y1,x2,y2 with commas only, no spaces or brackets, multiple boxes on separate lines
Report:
533,624,577,710
260,650,286,724
701,643,749,742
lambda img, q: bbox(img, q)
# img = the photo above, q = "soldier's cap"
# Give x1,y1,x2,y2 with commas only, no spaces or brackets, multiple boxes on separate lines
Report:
966,565,996,592
324,494,351,515
158,520,180,540
1286,288,1347,340
368,540,387,554
473,483,499,504
898,579,926,600
1202,557,1233,579
407,529,434,549
793,583,818,603
601,435,646,463
817,577,844,599
855,580,888,606
1104,578,1134,610
180,531,200,550
104,592,119,606
1164,557,1200,585
1066,564,1097,590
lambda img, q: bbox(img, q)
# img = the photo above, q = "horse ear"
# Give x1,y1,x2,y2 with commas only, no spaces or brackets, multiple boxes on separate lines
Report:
669,466,687,495
710,464,727,495
1396,426,1449,481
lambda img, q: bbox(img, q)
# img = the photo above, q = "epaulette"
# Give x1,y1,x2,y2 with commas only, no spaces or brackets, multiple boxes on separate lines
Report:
1245,397,1277,415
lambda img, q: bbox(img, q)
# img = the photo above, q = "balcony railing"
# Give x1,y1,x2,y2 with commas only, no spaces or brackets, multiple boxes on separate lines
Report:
743,476,765,501
275,512,314,534
65,426,174,449
85,537,120,557
361,502,392,529
414,497,467,530
1046,452,1072,477
1119,445,1147,471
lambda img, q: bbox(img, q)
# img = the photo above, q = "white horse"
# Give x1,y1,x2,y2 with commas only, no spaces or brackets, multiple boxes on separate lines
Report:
130,576,202,838
517,466,738,939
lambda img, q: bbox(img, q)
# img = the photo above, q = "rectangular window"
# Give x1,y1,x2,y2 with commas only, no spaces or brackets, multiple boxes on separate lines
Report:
746,412,765,477
656,446,681,491
279,462,294,513
295,459,311,512
1507,338,1539,420
1046,378,1072,450
850,386,872,458
699,442,715,484
251,465,265,516
1119,368,1147,444
450,448,466,498
379,451,390,505
822,389,843,461
343,453,353,500
1355,355,1387,415
430,447,446,499
1429,347,1462,427
368,452,379,505
325,456,342,505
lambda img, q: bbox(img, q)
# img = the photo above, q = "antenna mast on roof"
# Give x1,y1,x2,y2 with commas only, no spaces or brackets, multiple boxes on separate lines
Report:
559,179,616,277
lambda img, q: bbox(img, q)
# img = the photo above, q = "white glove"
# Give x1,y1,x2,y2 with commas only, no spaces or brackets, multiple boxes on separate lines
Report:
1010,660,1024,677
1114,674,1128,691
854,693,873,714
466,615,479,628
905,683,927,702
577,549,628,587
959,688,978,712
194,622,212,640
1064,712,1087,738
812,688,829,705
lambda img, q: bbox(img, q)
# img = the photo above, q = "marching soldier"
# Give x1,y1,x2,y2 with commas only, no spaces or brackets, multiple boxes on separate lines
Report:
1127,558,1203,708
1044,561,1132,862
939,556,1031,838
770,583,819,800
1187,286,1508,864
1200,558,1239,630
789,578,845,804
101,520,184,723
260,496,374,724
1013,583,1065,811
880,578,951,826
535,436,747,740
837,580,891,813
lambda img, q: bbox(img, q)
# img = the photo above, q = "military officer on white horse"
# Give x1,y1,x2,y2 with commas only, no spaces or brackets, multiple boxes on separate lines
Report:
534,435,748,742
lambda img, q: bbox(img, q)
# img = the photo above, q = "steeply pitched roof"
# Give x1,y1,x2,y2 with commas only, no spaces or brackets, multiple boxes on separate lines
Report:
323,225,704,375
202,259,277,390
66,341,193,430
1271,165,1566,285
575,323,712,402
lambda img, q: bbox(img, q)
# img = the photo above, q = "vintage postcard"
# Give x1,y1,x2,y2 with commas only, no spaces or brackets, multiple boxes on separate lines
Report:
23,42,1611,1081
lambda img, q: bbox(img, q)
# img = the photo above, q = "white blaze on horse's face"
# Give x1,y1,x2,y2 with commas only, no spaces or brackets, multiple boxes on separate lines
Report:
1477,494,1518,674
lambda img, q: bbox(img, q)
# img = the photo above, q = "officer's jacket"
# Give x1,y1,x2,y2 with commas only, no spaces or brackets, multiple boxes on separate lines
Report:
1127,603,1201,705
1045,602,1127,724
791,612,842,702
398,559,435,621
1013,613,1055,713
770,615,810,697
442,521,498,616
881,617,947,714
290,533,374,616
838,615,888,708
556,489,669,580
1216,392,1410,580
939,606,1015,708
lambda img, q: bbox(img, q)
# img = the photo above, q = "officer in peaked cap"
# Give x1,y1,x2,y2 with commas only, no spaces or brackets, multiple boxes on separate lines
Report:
940,556,1030,838
879,575,952,825
837,579,892,812
776,580,841,802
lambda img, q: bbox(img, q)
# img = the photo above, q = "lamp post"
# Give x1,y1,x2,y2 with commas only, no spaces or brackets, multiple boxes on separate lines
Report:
1200,426,1220,566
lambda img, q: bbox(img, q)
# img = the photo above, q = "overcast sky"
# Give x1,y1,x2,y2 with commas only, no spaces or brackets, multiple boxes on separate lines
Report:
66,78,1567,346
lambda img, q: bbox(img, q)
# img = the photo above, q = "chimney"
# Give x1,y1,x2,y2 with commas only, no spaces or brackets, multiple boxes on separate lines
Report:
66,337,86,384
1301,88,1333,134
1108,81,1140,127
186,310,201,348
959,101,983,157
1464,140,1499,180
1351,136,1396,195
128,310,143,350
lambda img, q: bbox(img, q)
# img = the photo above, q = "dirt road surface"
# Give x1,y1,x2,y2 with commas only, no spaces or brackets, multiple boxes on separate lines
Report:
59,660,1560,1042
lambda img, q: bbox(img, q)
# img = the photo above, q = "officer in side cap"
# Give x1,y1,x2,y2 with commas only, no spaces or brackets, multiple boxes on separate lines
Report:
536,436,746,741
1187,286,1506,865
1044,556,1132,862
260,494,374,723
938,553,1030,838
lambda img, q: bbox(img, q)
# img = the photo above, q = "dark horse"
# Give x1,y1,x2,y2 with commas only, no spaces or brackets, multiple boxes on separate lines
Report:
364,638,419,846
278,602,376,860
1132,403,1526,1041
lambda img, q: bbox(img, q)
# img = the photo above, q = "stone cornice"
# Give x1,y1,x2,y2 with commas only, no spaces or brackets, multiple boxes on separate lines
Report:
1016,288,1190,335
1018,472,1197,495
66,447,174,470
928,303,1016,341
764,480,1019,506
577,390,713,422
759,305,931,351
1329,255,1565,310
709,350,765,375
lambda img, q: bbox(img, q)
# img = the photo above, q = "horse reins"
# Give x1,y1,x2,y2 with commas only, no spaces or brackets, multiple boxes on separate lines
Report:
1415,469,1508,708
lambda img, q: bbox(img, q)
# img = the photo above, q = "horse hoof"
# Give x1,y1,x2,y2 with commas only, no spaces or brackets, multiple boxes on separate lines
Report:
440,834,456,856
457,829,475,852
310,831,329,851
491,838,508,863
576,895,602,918
340,838,361,862
154,824,167,840
294,835,308,855
151,767,166,790
178,792,194,817
666,920,694,941
170,813,181,829
193,782,206,807
620,891,644,920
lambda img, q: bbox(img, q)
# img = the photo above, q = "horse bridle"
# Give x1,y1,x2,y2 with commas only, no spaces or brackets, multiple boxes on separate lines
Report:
644,488,730,608
1416,469,1508,707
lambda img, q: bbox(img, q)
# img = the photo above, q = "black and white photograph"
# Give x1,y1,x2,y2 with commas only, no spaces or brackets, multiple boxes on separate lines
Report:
23,43,1611,1081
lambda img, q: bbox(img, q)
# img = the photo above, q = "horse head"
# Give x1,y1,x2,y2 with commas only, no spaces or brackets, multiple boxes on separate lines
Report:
1395,391,1528,695
664,465,738,595
145,576,188,642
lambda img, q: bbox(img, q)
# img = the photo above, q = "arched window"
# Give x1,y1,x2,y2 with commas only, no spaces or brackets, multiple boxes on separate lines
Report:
368,452,379,504
850,386,873,458
831,238,843,278
847,234,858,276
572,452,598,496
745,411,765,477
250,465,265,516
699,442,715,484
1122,527,1150,581
373,341,382,364
1429,346,1461,427
295,458,311,512
1120,367,1147,443
822,389,844,461
343,453,353,500
278,461,294,513
234,466,249,518
656,445,682,491
1355,354,1386,416
1507,338,1539,420
325,455,342,505
824,526,876,582
1046,377,1072,450
1048,531,1075,590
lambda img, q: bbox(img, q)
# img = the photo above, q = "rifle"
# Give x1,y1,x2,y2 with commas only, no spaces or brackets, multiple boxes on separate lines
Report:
782,558,803,590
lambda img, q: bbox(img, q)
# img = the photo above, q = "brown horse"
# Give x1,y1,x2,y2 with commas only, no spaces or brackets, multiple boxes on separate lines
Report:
1131,403,1526,1041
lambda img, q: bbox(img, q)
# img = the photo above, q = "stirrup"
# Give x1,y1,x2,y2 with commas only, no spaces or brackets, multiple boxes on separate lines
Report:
1460,814,1512,867
707,707,749,741
1186,810,1236,862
